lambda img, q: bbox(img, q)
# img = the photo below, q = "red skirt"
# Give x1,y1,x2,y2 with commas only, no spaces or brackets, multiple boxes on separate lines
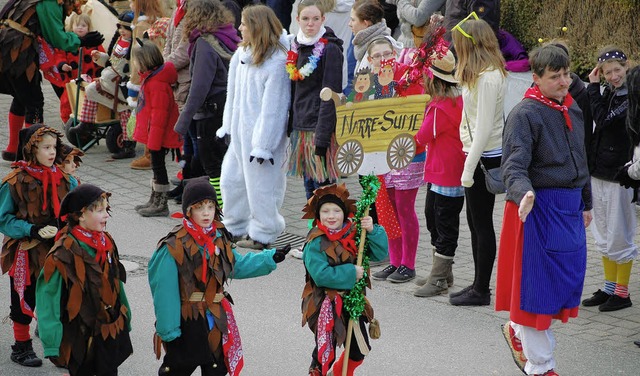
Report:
494,201,579,330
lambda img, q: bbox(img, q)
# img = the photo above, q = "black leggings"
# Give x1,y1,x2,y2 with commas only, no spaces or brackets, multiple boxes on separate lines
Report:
464,156,500,294
193,115,227,179
0,71,44,124
10,276,35,325
150,148,169,185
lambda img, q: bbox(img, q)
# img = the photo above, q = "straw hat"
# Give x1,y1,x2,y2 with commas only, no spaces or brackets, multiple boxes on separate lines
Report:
429,50,458,83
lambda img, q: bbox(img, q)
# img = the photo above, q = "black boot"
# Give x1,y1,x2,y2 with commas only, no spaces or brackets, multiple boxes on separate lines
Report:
111,141,137,159
69,121,95,138
11,339,43,367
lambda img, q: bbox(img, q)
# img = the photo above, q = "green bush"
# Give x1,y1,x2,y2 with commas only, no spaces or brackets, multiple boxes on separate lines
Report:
501,0,639,78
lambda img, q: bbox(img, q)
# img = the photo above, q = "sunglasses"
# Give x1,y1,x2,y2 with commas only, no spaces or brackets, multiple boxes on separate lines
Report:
452,11,479,45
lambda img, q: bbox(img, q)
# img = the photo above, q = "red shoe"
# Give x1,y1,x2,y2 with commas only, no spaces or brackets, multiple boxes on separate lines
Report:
501,321,527,374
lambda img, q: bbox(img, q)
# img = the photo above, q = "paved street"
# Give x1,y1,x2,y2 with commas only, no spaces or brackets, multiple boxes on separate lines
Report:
1,82,639,375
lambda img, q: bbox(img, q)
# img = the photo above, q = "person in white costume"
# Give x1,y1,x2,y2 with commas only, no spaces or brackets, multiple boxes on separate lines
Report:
217,4,291,249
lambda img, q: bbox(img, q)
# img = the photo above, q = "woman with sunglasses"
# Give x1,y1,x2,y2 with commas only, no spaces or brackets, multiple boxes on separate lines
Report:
449,15,506,306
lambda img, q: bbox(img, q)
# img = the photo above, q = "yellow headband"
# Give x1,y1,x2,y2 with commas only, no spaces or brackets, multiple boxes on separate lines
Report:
452,11,479,45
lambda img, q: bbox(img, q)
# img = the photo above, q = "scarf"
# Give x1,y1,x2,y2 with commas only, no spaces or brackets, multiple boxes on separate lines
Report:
188,24,241,57
71,226,114,266
352,20,390,61
174,0,186,27
317,295,338,375
524,85,574,130
13,161,64,217
8,242,34,317
221,298,244,376
183,218,218,283
316,221,358,256
296,26,326,46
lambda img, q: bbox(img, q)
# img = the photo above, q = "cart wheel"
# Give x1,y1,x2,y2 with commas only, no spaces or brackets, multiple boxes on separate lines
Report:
64,118,93,148
387,133,416,170
336,140,364,176
105,123,124,153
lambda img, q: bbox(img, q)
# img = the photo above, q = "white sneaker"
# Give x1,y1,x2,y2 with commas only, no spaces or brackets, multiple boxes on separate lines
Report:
290,247,304,259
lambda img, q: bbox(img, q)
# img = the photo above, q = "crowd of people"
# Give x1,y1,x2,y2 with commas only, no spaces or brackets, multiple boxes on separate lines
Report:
0,0,637,375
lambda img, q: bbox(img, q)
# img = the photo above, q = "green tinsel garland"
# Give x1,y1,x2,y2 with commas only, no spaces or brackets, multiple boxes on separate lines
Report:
343,175,380,320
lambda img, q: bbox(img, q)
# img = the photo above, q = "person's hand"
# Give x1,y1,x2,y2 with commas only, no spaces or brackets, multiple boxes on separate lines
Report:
249,156,274,165
38,225,58,239
588,67,600,84
360,216,374,233
80,31,104,48
355,265,364,280
272,244,291,263
61,64,72,72
91,50,101,62
583,210,593,228
30,224,47,241
518,191,535,223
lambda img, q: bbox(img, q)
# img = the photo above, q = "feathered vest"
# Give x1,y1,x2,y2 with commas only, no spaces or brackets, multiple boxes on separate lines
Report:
0,0,41,80
0,169,71,275
157,220,235,358
42,228,130,370
301,227,375,346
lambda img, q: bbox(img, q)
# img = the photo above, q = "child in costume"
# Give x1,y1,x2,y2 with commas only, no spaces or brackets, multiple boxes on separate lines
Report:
36,184,133,375
58,144,85,181
301,183,388,376
148,176,291,375
0,124,78,367
287,0,343,201
69,10,134,155
131,39,181,217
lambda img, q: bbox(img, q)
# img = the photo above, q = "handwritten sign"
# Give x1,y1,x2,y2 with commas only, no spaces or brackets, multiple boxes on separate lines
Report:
334,94,430,175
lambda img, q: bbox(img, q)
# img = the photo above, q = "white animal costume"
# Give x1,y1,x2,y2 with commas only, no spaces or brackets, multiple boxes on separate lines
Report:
217,31,291,245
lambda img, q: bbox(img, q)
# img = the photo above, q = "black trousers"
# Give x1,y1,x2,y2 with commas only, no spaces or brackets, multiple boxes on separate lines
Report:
0,71,44,124
425,186,465,257
150,148,169,185
464,156,500,293
193,114,227,179
10,276,36,325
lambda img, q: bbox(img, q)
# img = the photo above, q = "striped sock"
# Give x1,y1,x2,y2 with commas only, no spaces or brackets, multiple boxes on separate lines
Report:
209,177,223,209
614,284,629,298
604,280,616,295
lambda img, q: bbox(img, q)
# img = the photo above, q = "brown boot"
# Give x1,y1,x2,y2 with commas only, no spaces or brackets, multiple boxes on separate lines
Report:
416,248,454,287
135,180,158,211
414,252,453,297
130,146,151,170
138,183,170,217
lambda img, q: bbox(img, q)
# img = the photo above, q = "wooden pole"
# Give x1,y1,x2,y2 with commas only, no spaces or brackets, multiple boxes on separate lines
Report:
342,207,370,376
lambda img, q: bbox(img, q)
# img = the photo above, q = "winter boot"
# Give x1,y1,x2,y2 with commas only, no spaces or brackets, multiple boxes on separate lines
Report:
414,252,453,297
135,180,158,211
111,141,136,159
168,180,184,203
138,183,170,217
10,339,43,367
416,248,454,287
130,146,152,170
68,121,95,139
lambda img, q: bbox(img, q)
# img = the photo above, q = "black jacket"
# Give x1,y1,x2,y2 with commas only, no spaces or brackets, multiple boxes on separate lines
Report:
288,27,343,155
569,73,593,163
588,82,630,180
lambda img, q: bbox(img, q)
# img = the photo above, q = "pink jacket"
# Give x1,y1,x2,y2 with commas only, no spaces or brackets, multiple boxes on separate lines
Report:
415,96,465,187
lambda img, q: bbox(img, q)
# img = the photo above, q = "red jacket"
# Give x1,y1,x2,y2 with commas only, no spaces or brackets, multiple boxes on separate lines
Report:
133,62,181,151
415,96,465,187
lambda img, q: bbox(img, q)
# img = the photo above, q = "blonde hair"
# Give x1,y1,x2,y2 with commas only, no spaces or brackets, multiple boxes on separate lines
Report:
366,37,392,55
452,19,506,87
298,0,336,15
182,0,234,40
596,45,628,74
132,0,167,23
132,39,164,72
240,5,286,66
67,13,93,32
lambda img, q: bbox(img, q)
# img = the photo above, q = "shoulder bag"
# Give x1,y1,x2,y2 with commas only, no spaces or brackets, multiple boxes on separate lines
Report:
463,112,506,195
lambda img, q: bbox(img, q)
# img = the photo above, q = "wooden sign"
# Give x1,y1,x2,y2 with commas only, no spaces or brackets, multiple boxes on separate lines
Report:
333,94,430,176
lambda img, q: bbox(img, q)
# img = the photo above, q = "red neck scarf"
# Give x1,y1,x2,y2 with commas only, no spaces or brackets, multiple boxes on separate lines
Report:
183,218,217,283
174,0,186,27
317,221,358,256
71,226,113,266
14,161,64,217
524,85,574,130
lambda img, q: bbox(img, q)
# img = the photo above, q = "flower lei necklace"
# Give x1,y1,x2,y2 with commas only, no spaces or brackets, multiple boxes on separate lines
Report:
286,38,328,81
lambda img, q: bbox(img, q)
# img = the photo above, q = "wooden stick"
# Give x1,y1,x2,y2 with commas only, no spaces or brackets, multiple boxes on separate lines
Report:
342,207,370,376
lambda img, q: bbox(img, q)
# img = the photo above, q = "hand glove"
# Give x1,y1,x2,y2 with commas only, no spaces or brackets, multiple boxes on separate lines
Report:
249,156,274,165
614,165,640,189
272,244,291,263
30,224,47,241
80,31,105,48
38,225,58,239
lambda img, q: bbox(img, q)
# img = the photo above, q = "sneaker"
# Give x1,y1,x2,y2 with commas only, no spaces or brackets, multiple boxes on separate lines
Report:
449,285,473,298
372,265,397,281
582,289,611,307
598,295,632,312
449,288,490,306
387,265,416,283
501,321,527,374
10,339,43,367
290,247,304,259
